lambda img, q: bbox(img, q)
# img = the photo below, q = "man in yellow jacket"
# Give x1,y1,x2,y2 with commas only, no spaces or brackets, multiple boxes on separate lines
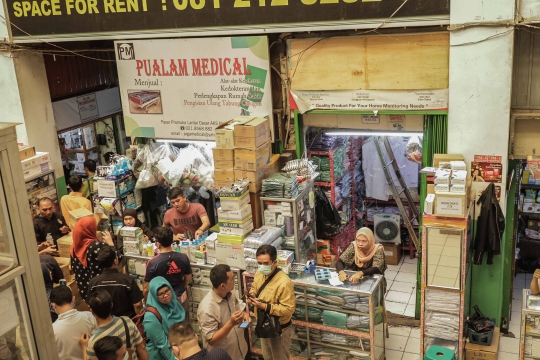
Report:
248,245,295,360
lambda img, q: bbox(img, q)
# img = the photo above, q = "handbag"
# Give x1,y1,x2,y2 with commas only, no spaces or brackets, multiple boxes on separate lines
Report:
254,269,282,338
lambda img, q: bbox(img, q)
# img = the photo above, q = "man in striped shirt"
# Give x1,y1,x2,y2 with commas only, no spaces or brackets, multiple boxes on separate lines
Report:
84,289,148,360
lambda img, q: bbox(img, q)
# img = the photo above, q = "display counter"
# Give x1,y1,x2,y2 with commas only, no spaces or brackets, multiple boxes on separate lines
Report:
243,266,386,360
520,289,540,360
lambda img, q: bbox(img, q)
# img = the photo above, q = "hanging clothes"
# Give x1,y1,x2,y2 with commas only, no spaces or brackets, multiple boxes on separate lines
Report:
473,183,505,265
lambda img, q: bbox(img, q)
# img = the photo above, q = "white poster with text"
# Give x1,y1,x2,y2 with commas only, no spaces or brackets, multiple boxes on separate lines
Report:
291,89,448,113
115,37,272,141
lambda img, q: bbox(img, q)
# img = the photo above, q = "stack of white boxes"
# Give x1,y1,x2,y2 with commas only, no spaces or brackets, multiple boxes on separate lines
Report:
121,227,145,255
432,158,469,218
216,186,253,270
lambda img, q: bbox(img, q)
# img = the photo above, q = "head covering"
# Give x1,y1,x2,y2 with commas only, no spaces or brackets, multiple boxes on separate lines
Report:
354,227,382,268
146,276,185,333
123,209,142,227
70,216,98,267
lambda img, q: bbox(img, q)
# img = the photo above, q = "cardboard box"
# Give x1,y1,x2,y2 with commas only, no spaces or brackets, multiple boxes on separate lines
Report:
433,154,465,168
68,279,79,298
465,328,500,360
233,116,270,149
277,250,295,267
214,168,236,182
56,257,71,279
68,208,94,229
217,232,249,244
250,191,263,229
23,162,51,180
214,160,234,169
435,192,467,218
317,254,336,267
248,180,263,193
218,204,252,221
234,142,271,171
214,117,254,149
57,234,73,258
382,243,402,266
21,152,50,170
212,148,234,161
234,166,268,184
216,242,246,269
219,221,254,236
268,154,281,174
120,226,143,238
220,191,250,211
19,146,36,161
424,194,435,215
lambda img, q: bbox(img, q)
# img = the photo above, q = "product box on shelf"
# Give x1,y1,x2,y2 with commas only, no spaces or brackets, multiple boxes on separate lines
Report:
435,192,467,218
424,194,435,215
433,154,465,168
218,186,249,199
214,168,236,182
19,146,35,161
120,226,143,238
215,117,254,149
23,162,51,180
219,220,254,236
234,166,268,184
21,152,50,170
233,116,270,149
217,232,249,244
220,191,250,211
234,142,271,171
382,243,402,266
213,148,235,161
218,204,252,221
124,241,141,255
465,327,500,360
277,250,294,267
219,215,253,229
216,242,245,269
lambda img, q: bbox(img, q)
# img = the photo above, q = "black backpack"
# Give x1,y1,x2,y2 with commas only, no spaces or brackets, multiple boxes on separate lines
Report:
315,188,343,238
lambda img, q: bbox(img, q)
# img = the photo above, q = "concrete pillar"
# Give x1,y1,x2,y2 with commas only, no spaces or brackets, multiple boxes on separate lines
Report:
448,0,515,325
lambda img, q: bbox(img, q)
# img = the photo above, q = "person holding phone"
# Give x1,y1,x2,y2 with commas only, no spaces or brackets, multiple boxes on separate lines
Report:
197,264,250,360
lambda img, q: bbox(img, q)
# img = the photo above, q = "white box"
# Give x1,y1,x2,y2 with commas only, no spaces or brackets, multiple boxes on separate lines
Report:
435,184,450,193
135,260,147,276
264,210,277,226
220,221,254,236
21,152,50,170
450,184,466,194
220,192,250,211
435,193,466,218
217,204,252,221
450,161,467,171
434,169,451,185
451,170,468,185
424,194,435,215
23,162,50,180
216,243,246,269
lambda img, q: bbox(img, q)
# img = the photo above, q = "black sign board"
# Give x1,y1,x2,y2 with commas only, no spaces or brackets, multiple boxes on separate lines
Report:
6,0,449,41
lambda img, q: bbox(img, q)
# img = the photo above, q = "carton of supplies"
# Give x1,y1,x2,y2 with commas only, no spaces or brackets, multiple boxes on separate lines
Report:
214,117,254,149
57,234,73,258
233,116,270,149
220,191,250,211
68,208,94,229
218,204,252,221
234,142,271,171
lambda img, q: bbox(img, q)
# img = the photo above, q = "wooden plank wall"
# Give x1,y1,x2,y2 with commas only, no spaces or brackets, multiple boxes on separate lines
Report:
288,33,449,91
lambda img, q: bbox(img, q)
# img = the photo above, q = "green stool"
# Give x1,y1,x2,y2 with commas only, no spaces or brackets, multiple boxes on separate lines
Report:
424,346,456,360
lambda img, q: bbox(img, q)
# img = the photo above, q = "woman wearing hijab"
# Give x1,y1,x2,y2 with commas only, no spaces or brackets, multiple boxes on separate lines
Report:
336,227,388,291
70,216,120,300
123,208,153,241
143,276,185,360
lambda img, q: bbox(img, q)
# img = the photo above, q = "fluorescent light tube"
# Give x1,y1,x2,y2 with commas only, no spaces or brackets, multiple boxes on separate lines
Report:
324,131,422,137
156,139,216,146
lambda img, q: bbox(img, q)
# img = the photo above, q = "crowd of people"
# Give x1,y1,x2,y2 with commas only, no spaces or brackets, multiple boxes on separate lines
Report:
32,167,297,360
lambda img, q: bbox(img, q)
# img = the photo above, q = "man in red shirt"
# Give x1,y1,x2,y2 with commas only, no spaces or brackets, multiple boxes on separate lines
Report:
163,187,210,240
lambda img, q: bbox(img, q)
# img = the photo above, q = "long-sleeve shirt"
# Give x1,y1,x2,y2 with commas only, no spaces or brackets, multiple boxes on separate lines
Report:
34,212,69,245
249,269,295,325
143,312,176,360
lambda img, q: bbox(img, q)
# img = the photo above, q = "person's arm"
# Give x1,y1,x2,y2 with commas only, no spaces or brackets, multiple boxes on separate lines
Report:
58,213,70,234
130,278,144,314
532,269,540,295
198,307,242,347
195,216,211,239
266,279,296,317
134,301,144,315
142,315,175,360
136,343,149,360
337,243,355,281
143,281,150,302
184,274,192,289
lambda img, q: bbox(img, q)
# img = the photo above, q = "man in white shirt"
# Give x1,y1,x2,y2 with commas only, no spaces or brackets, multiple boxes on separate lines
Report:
50,286,96,360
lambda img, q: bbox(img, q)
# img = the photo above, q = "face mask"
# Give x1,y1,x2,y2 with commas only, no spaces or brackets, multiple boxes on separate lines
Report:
258,264,273,275
123,351,129,360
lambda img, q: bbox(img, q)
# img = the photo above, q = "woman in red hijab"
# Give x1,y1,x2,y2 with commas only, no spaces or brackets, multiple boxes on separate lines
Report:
336,227,388,291
70,216,119,300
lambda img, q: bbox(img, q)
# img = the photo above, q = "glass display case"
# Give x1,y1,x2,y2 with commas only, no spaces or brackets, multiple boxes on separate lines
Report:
243,267,386,360
260,181,316,264
58,123,100,175
420,205,474,360
521,289,540,360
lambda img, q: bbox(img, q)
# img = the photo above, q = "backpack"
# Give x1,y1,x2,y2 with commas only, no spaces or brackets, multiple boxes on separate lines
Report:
131,306,162,344
315,188,343,238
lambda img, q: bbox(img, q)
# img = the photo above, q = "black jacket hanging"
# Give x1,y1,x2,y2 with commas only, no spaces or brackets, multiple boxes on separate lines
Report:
473,183,505,265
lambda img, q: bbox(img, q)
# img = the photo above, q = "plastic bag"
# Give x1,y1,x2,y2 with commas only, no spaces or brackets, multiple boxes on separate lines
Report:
169,144,214,189
315,188,342,239
134,143,159,189
405,136,423,164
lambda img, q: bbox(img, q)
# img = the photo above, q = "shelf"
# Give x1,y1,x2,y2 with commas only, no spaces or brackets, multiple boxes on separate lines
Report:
314,169,350,188
295,300,370,317
293,337,371,354
522,184,540,189
309,148,340,157
521,212,540,217
251,347,308,360
365,220,419,229
291,319,370,339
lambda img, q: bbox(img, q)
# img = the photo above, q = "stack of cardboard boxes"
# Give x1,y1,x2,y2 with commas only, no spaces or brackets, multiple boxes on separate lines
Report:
213,116,280,228
19,146,52,180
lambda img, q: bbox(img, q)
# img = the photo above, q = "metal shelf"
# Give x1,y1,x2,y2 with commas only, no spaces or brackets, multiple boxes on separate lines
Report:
521,184,540,189
290,336,372,354
520,212,540,217
295,300,370,317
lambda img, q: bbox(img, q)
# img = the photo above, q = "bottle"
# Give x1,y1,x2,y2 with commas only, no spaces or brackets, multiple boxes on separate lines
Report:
147,241,154,257
46,233,54,246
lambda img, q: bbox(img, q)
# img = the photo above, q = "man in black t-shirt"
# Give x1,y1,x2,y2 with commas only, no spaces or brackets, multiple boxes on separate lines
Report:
89,245,143,318
144,227,192,319
33,197,70,246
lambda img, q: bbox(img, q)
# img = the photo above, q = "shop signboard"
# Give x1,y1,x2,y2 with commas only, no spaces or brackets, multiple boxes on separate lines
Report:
77,93,99,122
114,37,272,141
6,0,450,42
290,89,448,113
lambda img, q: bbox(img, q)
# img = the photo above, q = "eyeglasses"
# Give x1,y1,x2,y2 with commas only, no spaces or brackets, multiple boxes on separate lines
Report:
157,288,172,298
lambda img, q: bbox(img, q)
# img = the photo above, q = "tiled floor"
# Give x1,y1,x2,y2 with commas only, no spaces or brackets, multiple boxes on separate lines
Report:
383,257,525,360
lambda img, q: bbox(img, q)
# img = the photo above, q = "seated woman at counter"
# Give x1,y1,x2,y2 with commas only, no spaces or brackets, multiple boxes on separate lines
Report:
336,227,388,291
123,208,153,241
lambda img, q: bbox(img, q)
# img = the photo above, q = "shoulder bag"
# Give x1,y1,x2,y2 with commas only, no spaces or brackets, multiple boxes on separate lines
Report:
254,269,282,338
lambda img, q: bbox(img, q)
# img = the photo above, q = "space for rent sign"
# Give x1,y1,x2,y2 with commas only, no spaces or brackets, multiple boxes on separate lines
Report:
114,37,272,141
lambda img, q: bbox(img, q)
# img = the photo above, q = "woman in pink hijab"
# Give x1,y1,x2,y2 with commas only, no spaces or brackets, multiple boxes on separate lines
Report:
336,227,388,289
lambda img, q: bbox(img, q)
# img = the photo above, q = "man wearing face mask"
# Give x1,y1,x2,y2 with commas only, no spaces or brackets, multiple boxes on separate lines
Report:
197,264,250,360
248,245,295,360
50,286,97,360
168,322,232,360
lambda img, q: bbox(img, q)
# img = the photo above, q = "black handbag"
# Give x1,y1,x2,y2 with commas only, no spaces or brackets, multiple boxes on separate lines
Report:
254,269,282,338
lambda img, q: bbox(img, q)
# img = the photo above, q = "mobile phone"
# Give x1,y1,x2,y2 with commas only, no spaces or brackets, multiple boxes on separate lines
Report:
239,321,251,329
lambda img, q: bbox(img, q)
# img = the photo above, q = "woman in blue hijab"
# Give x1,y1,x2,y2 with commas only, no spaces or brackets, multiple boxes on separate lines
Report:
144,276,186,360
